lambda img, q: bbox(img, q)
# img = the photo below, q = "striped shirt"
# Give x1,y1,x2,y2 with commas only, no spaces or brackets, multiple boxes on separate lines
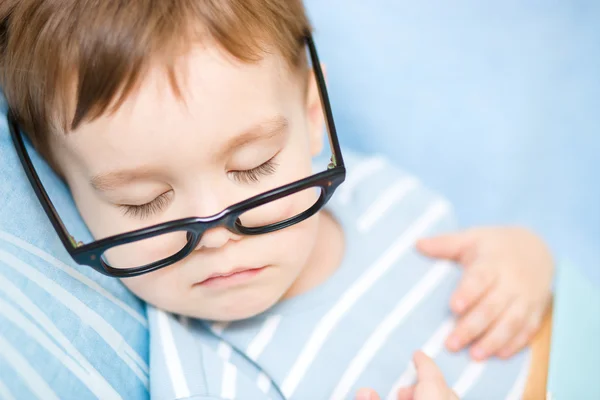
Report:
149,151,530,400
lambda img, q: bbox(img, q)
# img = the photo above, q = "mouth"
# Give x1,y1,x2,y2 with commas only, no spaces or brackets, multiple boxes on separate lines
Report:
194,266,268,289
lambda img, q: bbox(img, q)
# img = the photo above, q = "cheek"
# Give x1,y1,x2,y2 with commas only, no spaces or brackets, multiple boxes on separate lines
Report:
119,266,185,311
269,213,320,265
70,184,131,242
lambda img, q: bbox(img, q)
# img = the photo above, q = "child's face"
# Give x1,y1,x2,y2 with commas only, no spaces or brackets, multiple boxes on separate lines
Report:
51,43,327,321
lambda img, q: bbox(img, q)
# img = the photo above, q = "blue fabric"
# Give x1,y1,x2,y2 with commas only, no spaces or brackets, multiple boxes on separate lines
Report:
0,95,149,399
548,262,600,399
148,151,530,400
304,0,600,285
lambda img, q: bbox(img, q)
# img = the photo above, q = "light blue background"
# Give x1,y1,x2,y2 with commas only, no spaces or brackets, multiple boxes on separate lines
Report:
305,0,600,284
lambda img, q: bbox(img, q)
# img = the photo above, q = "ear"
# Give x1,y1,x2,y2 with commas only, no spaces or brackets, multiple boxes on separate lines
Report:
305,63,327,157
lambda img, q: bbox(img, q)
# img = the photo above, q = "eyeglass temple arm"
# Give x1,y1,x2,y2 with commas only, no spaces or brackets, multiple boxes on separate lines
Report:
305,33,344,169
7,112,81,251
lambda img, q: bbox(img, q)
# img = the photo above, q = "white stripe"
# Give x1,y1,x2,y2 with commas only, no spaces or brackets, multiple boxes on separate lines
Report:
178,315,190,328
386,318,456,400
281,201,450,397
257,372,272,394
505,350,533,400
247,315,282,361
0,299,121,400
330,262,453,400
0,231,147,327
0,379,17,400
0,275,121,399
0,250,149,384
212,322,230,335
156,310,190,399
221,362,237,399
218,341,233,361
421,319,456,359
452,362,486,397
215,340,238,398
0,335,61,400
338,156,386,205
357,178,419,233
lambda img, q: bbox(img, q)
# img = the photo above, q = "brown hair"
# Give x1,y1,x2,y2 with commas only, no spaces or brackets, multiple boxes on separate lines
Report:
0,0,311,163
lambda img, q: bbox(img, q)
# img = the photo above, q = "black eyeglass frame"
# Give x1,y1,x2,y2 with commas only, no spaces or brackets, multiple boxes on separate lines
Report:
8,34,345,278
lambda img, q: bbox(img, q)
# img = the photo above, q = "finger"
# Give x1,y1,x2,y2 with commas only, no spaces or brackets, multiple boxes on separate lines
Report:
416,231,475,262
497,329,532,360
356,388,380,400
471,301,530,360
412,352,457,399
446,286,508,352
450,265,496,314
397,386,415,400
498,314,541,359
413,351,446,383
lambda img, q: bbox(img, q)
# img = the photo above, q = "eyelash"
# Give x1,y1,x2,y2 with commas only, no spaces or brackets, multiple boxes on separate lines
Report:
119,158,279,219
230,157,279,184
120,191,172,220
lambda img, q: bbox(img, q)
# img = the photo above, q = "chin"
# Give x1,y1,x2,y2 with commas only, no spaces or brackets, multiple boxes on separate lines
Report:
175,288,283,322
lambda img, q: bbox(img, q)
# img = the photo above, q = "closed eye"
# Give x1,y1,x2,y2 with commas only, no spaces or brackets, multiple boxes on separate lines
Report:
230,157,278,184
119,191,173,220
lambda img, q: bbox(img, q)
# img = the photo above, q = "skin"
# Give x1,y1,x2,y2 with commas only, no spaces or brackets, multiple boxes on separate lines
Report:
46,36,553,396
356,352,459,400
50,41,345,321
418,227,554,360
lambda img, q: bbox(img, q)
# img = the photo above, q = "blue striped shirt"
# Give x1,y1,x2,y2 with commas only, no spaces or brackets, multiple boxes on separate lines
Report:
148,151,530,400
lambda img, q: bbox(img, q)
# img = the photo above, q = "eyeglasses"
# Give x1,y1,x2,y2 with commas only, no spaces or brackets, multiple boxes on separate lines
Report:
8,34,345,278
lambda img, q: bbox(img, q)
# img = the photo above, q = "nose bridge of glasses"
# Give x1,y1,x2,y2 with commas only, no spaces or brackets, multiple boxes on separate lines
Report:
185,210,237,242
193,222,241,250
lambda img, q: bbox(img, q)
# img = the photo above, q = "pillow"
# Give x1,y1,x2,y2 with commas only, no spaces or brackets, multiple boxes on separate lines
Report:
0,94,149,399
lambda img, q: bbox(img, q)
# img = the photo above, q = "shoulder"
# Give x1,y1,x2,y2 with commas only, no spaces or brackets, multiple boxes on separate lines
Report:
329,149,459,235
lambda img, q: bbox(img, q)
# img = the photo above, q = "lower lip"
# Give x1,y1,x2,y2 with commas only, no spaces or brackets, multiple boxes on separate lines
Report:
196,267,267,289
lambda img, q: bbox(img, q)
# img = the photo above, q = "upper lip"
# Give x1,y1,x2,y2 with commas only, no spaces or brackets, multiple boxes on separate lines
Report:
196,266,261,284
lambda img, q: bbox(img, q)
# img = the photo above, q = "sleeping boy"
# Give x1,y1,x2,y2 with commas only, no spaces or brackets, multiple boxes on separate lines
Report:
0,1,554,399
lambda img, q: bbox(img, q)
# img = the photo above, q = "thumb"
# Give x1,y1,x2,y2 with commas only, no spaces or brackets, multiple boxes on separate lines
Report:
417,231,474,263
356,388,381,400
412,352,459,400
413,351,446,384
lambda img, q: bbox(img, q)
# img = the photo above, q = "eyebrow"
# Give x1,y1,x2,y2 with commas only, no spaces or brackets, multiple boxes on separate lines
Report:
221,115,289,157
90,167,158,192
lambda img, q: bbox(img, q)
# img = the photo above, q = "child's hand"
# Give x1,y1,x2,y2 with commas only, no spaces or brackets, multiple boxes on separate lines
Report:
355,351,458,400
417,227,554,361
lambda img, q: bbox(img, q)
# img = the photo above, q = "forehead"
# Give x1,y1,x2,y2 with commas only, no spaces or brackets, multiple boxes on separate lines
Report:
60,43,303,172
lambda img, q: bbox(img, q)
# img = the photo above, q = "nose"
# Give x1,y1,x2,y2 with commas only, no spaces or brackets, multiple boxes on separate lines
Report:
195,226,241,250
189,186,242,250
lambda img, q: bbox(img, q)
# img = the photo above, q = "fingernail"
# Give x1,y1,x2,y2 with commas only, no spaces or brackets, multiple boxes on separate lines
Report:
356,389,374,400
